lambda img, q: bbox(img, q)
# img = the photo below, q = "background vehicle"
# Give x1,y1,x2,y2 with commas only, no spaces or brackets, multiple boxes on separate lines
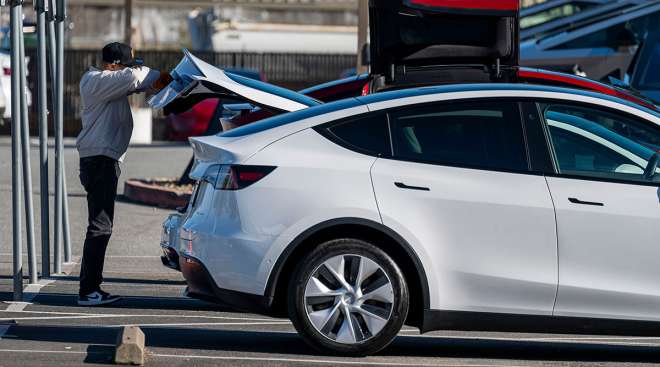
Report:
628,28,660,103
166,67,263,141
521,1,660,81
520,0,644,41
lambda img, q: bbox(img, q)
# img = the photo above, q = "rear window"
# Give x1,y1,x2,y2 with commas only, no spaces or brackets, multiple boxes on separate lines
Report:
318,113,391,157
220,98,363,138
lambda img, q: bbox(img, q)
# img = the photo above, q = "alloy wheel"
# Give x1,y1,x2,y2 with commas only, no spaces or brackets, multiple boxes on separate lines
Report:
303,254,394,344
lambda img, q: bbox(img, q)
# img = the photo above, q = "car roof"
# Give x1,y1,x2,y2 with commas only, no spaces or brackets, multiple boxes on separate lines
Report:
357,83,659,116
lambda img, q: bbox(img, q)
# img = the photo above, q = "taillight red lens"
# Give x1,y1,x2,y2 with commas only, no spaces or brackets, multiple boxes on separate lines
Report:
203,164,275,190
3,68,10,76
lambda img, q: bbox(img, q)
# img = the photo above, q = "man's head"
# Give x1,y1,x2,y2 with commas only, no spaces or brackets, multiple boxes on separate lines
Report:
102,42,143,71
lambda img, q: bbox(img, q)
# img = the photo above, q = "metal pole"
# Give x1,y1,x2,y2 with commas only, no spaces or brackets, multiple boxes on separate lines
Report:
62,164,71,263
124,0,132,45
36,0,50,277
10,0,24,301
50,0,62,274
356,0,368,75
18,3,38,285
56,0,71,264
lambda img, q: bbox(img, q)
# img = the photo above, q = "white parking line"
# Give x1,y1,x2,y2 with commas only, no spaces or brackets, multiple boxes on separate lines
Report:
4,279,55,312
108,321,292,328
0,310,283,322
150,353,525,367
413,334,660,346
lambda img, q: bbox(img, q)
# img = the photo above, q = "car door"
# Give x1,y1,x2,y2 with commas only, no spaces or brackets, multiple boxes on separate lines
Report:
539,102,660,321
370,100,559,314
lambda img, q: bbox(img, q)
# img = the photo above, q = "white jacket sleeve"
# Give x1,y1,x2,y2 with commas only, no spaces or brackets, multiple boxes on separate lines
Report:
87,67,160,102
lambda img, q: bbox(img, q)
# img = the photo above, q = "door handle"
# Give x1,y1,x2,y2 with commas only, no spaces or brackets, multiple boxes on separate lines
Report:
569,197,604,207
394,182,430,191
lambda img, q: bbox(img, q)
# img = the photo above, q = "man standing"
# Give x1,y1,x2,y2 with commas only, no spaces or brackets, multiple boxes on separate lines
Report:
76,42,171,306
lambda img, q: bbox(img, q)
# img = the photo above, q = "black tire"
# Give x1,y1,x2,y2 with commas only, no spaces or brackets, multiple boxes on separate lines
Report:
288,238,409,356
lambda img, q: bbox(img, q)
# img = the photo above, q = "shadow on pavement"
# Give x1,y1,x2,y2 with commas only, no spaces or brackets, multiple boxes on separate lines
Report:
3,324,660,363
0,292,235,312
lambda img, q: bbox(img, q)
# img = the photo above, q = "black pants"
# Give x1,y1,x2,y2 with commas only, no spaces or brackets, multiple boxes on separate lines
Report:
79,155,120,296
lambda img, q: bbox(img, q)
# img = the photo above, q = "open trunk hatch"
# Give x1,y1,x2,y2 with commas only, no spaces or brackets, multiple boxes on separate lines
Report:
149,49,321,115
369,0,520,91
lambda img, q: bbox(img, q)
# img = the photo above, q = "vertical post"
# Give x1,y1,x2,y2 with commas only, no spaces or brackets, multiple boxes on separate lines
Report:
56,0,71,264
356,0,368,75
50,0,62,274
36,0,50,277
124,0,132,45
18,3,38,285
10,0,24,300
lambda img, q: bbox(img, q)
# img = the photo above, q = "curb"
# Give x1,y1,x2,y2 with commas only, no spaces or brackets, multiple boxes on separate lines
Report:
123,178,191,210
114,326,146,365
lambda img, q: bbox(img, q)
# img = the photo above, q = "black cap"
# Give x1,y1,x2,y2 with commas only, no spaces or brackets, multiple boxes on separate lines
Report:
102,42,143,67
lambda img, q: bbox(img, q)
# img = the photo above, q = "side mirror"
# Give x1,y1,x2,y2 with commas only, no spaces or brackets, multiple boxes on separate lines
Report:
643,152,660,181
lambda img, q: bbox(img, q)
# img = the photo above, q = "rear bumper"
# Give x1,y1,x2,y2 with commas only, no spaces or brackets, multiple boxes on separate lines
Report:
160,213,183,271
180,254,274,315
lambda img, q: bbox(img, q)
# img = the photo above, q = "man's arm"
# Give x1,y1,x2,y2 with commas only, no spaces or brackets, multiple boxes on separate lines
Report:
87,67,161,102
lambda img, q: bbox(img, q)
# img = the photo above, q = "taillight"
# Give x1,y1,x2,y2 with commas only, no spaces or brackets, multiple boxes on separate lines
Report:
361,82,370,96
3,68,10,76
202,164,275,190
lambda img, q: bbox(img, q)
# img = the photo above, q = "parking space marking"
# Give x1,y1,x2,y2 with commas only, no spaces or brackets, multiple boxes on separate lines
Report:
4,279,55,312
0,310,284,322
150,353,525,366
412,334,660,346
107,321,292,328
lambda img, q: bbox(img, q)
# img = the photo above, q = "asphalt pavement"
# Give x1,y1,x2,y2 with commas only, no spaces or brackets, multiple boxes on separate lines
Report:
1,138,660,367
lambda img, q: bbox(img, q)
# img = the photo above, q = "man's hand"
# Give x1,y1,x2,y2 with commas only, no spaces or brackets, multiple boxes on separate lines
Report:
151,71,173,92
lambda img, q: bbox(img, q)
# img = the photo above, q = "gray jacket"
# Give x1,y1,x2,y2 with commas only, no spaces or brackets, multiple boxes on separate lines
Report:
76,66,160,162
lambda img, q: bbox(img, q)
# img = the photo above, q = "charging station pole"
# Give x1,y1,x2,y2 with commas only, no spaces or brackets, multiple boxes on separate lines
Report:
51,0,62,273
18,1,37,285
9,0,24,300
36,0,50,278
56,0,72,265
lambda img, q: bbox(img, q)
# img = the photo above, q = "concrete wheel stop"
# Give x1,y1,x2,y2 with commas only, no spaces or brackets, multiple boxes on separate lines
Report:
114,326,146,365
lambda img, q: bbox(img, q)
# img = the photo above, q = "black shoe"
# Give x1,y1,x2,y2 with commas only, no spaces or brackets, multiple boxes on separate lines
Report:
78,290,121,306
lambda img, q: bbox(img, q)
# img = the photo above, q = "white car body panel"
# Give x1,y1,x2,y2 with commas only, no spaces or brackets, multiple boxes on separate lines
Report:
371,159,558,314
549,178,660,321
182,128,382,294
161,76,660,326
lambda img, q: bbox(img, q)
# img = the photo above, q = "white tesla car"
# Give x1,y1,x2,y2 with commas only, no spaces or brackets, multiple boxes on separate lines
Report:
152,50,660,356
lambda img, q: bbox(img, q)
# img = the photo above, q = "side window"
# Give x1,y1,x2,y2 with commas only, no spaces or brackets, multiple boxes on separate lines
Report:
321,113,391,157
542,103,660,183
388,101,529,171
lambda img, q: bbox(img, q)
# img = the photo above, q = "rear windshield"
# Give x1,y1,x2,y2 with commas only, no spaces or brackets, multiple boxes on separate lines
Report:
220,98,363,138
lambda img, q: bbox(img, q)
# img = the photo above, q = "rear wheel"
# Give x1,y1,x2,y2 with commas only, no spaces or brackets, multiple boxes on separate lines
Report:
288,239,409,356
